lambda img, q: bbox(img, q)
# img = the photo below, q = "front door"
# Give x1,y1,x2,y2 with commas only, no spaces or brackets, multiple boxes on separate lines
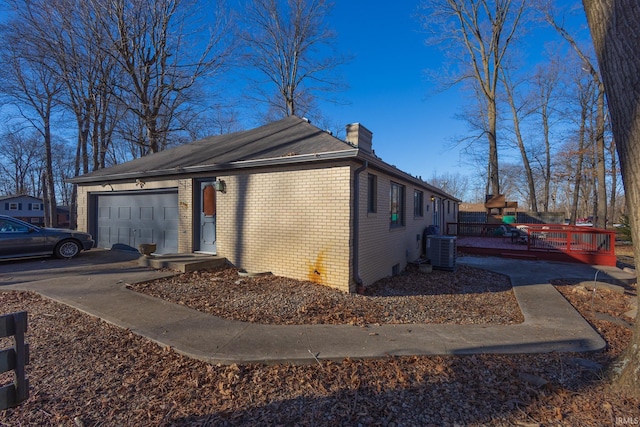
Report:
198,181,217,253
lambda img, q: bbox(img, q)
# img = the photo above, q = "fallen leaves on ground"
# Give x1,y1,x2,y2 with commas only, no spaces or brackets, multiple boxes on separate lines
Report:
128,264,524,326
0,260,638,426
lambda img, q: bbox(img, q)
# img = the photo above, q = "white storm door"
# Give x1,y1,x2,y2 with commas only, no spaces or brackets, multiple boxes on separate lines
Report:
199,181,217,253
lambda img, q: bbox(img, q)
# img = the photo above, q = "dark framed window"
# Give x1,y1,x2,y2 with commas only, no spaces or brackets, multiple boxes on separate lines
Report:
390,182,405,227
367,174,377,213
414,190,424,217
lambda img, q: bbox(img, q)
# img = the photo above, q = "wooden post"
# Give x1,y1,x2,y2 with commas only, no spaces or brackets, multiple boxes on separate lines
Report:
0,311,29,410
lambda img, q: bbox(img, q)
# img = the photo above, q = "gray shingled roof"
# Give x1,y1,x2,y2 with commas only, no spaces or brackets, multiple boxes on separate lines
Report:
67,116,460,202
69,116,357,183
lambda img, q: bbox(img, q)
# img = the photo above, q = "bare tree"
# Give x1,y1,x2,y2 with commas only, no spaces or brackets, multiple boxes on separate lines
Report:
544,6,607,228
532,59,563,213
0,25,63,227
240,0,348,121
3,0,125,228
0,129,41,196
607,129,620,223
568,70,595,224
51,138,77,208
429,172,470,200
582,0,640,395
419,0,526,196
500,68,538,211
97,0,235,154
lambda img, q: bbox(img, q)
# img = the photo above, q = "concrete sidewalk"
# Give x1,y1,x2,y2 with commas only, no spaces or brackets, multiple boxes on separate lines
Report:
1,252,635,365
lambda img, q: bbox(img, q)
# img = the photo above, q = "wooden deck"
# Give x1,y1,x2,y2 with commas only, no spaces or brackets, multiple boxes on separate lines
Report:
455,225,618,266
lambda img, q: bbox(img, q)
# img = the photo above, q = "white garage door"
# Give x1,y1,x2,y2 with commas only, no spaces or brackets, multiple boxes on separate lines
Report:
96,191,179,254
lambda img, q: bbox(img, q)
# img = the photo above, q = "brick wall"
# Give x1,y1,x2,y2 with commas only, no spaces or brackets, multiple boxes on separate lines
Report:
357,170,434,287
76,186,89,233
177,179,194,252
215,165,354,292
75,167,458,293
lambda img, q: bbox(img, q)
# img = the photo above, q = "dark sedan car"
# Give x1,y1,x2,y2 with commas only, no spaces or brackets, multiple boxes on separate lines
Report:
0,215,94,259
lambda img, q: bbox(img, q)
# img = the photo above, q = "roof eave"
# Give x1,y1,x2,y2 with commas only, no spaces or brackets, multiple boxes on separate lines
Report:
67,149,360,184
67,147,460,202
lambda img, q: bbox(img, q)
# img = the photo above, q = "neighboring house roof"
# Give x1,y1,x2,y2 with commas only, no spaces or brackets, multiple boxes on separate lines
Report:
0,194,43,202
68,116,460,201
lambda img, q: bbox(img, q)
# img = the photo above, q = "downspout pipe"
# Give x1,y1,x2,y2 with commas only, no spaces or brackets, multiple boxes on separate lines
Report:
353,160,368,292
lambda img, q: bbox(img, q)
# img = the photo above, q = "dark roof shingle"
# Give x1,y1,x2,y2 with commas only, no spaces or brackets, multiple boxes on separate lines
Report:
72,116,353,182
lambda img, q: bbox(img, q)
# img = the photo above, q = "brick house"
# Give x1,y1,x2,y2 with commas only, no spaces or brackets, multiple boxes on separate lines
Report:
69,116,459,292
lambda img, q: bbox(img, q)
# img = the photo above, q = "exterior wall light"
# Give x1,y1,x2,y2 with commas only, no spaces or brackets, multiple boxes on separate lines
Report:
214,180,226,193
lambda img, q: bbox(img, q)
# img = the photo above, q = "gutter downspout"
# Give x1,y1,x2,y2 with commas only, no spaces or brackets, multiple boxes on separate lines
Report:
353,160,368,293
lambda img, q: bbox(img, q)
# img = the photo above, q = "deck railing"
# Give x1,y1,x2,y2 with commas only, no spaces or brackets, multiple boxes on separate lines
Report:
525,225,615,255
448,222,617,266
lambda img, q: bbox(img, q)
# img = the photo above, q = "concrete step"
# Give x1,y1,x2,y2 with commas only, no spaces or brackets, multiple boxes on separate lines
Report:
138,254,227,273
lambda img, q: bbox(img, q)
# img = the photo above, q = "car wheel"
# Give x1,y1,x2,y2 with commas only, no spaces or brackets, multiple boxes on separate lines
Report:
55,239,81,259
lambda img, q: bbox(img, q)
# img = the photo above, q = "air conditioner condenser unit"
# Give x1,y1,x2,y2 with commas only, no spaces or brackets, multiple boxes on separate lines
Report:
427,235,457,271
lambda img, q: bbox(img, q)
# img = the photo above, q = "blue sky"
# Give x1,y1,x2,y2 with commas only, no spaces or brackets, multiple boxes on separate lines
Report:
321,2,467,179
294,1,591,190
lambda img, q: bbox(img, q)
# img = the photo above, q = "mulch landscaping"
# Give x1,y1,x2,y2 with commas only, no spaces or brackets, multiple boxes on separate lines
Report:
127,264,524,326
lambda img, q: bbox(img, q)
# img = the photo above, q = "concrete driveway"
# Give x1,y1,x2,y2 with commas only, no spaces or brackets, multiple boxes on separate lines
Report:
0,249,156,287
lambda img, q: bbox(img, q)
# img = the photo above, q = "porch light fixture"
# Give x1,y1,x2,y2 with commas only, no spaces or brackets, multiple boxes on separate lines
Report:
430,195,435,201
213,179,226,193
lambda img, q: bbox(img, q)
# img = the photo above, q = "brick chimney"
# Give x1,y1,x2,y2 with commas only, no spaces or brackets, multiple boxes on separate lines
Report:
346,123,373,153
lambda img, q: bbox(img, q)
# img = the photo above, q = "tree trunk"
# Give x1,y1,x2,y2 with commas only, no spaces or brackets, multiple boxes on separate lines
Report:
488,98,500,196
595,85,607,228
570,107,587,225
503,72,537,211
43,113,58,228
609,137,618,223
583,0,640,397
542,102,551,213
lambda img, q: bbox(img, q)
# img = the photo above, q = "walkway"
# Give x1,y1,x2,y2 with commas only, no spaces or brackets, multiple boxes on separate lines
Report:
1,251,635,365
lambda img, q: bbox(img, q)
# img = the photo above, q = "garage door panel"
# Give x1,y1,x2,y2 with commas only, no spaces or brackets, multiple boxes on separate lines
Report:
164,206,178,220
99,207,111,219
140,207,154,220
117,227,132,246
162,229,178,249
98,226,112,246
96,192,178,254
138,228,155,243
118,206,132,220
